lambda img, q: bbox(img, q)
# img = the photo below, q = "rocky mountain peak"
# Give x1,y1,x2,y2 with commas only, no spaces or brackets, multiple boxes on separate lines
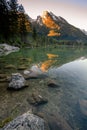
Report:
31,11,87,41
42,11,49,18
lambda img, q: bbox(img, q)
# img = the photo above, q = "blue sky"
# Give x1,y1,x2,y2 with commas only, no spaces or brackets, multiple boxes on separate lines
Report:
19,0,87,30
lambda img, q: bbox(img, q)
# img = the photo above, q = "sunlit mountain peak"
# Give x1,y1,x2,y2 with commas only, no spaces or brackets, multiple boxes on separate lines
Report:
42,11,49,18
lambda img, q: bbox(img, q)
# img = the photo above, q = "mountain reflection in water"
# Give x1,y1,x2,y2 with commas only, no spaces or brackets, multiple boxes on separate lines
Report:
36,57,87,130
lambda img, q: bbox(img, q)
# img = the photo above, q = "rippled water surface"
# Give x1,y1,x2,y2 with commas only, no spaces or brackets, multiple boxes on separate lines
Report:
1,45,87,130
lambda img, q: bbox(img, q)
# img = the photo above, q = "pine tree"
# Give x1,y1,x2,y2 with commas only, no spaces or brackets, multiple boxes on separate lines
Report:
32,27,37,40
19,13,27,42
8,0,19,35
0,0,10,39
8,0,18,12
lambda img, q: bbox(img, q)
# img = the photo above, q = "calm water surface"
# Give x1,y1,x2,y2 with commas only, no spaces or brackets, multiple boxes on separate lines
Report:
0,46,87,130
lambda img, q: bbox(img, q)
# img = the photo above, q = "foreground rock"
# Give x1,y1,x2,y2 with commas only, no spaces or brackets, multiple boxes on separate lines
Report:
0,44,19,56
28,93,48,106
8,73,28,90
1,112,45,130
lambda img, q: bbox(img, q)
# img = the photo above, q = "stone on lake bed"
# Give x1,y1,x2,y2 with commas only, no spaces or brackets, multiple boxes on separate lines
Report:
28,93,48,106
17,66,27,70
0,78,8,82
1,112,44,130
79,99,87,116
0,74,7,79
8,73,28,90
0,74,10,82
48,79,60,88
4,64,16,69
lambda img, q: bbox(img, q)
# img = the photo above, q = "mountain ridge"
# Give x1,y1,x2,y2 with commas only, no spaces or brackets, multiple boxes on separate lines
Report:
29,11,87,43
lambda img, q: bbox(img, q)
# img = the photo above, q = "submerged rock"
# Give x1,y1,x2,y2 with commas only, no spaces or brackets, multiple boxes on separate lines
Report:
28,93,48,106
1,112,45,130
0,74,9,82
17,66,27,70
0,74,7,79
46,113,73,130
79,99,87,116
0,44,19,56
48,79,60,88
4,64,16,69
8,73,28,90
35,112,73,130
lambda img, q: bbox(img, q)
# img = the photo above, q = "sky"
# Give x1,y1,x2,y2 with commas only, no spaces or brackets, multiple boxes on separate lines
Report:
19,0,87,30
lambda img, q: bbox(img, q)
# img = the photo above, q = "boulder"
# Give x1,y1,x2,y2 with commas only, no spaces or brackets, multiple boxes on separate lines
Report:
24,70,39,79
0,44,19,56
1,112,44,130
8,73,28,90
28,93,48,106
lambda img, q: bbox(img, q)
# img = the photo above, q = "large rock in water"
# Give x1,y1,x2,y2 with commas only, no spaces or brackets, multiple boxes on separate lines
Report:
8,73,27,90
0,44,19,56
1,112,44,130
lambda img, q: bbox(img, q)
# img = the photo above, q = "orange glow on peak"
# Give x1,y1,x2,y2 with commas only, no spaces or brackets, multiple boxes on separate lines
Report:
42,11,60,30
48,30,61,36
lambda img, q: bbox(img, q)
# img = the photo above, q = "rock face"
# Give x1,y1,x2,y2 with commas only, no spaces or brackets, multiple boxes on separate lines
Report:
0,44,19,56
8,73,27,90
1,112,45,130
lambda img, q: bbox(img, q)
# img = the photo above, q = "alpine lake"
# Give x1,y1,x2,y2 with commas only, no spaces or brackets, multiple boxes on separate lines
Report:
1,45,87,130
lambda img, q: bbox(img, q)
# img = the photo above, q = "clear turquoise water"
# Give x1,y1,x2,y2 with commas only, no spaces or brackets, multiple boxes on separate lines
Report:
1,45,87,129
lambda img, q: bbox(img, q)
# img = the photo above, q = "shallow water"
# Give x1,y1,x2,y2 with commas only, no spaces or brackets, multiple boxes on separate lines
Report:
44,58,87,130
1,45,87,129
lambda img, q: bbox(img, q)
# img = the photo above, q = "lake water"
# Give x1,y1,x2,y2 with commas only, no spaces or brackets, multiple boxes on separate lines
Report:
0,45,87,130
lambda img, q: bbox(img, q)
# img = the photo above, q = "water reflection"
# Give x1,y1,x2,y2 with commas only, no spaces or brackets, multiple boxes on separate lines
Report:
41,57,87,130
47,53,58,59
40,60,56,72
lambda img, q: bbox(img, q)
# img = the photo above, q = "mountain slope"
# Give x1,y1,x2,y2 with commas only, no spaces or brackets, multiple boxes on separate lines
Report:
32,11,87,42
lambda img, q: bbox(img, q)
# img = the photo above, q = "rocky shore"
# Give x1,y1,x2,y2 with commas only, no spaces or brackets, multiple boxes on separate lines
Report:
0,44,19,56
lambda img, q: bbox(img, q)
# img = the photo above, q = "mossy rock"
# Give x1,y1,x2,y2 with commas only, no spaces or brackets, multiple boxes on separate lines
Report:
0,117,13,128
